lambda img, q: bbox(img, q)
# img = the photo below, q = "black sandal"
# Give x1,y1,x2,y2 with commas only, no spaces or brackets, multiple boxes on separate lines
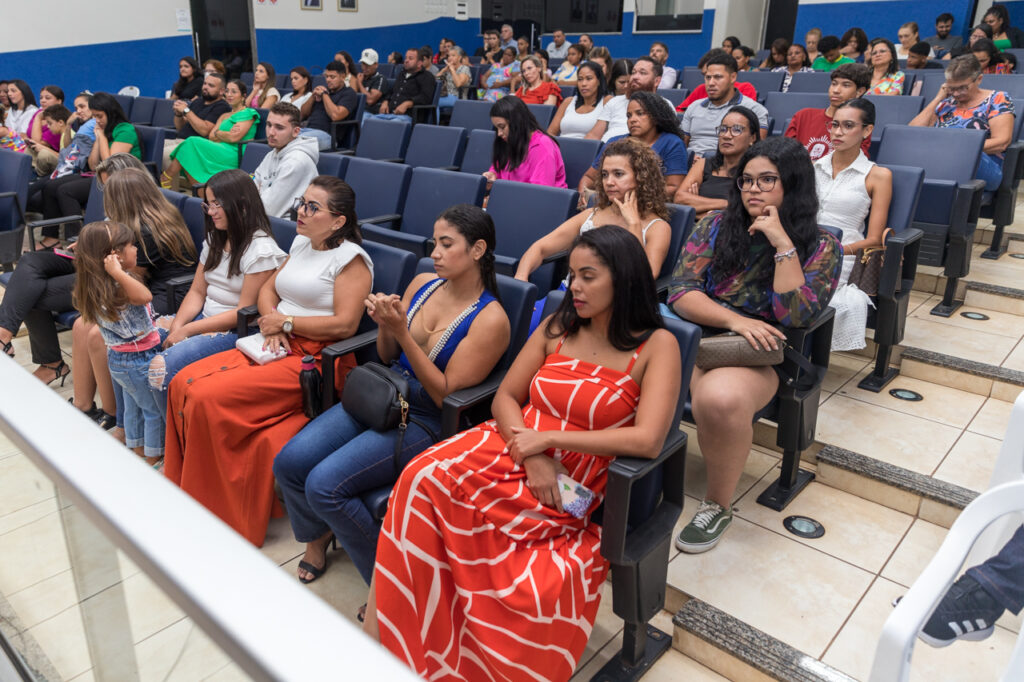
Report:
298,534,337,584
357,604,367,623
42,360,70,387
1,338,13,358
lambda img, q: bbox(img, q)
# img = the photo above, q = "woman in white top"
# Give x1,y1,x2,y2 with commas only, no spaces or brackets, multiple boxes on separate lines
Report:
814,99,892,351
4,80,38,135
280,67,314,111
548,61,611,138
148,169,286,413
164,174,374,548
896,21,934,59
247,62,281,109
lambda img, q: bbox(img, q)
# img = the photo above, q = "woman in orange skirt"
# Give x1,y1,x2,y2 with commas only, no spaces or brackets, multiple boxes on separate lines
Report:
164,176,373,547
366,226,682,681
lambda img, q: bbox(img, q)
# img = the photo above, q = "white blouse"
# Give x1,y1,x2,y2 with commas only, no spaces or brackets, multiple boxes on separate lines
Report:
558,96,607,138
275,235,373,317
4,105,38,135
201,232,287,318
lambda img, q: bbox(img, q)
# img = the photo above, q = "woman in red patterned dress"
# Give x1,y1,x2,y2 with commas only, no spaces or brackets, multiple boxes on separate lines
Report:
366,225,681,681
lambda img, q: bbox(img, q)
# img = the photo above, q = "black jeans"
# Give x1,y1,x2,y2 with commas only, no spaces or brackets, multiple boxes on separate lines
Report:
0,251,74,365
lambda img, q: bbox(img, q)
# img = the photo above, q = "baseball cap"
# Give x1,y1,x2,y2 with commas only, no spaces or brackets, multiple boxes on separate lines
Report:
360,48,379,65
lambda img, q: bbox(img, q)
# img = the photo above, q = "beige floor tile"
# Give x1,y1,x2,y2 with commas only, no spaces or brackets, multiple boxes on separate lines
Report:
881,519,948,588
202,662,252,681
666,517,873,656
133,618,233,682
122,572,186,644
837,370,986,430
258,515,303,567
682,448,778,506
0,453,56,518
909,301,1024,340
815,396,962,476
906,291,934,316
933,432,1002,493
822,353,871,393
280,548,370,626
5,569,78,630
900,359,993,397
0,497,59,536
967,243,1024,288
0,431,21,460
68,670,96,682
568,580,622,676
26,603,92,680
822,577,1017,681
968,397,1015,439
735,478,913,574
0,510,72,595
1002,338,1024,372
902,315,1018,365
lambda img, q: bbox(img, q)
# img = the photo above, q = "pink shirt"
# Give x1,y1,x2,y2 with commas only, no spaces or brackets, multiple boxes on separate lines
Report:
488,130,567,188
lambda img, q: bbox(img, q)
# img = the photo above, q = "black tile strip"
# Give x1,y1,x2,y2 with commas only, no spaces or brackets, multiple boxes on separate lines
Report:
964,281,1024,301
900,347,1024,386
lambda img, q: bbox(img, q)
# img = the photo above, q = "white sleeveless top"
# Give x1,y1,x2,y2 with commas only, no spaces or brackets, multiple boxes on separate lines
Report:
275,235,373,317
815,151,874,266
579,208,661,243
558,96,607,138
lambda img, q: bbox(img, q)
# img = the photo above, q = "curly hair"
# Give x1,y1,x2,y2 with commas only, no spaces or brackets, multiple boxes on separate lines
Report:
628,91,683,140
595,138,669,221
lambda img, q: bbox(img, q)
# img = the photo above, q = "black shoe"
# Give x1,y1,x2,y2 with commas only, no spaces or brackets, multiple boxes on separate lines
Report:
69,397,103,421
919,575,1004,648
95,412,117,430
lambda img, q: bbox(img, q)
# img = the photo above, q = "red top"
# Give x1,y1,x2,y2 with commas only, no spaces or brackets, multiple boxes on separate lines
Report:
515,80,564,106
784,108,871,162
676,81,758,111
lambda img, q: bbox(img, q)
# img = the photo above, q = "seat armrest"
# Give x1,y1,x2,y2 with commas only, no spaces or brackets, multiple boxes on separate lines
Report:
878,228,923,300
435,165,460,172
321,330,379,410
27,214,84,231
541,250,569,265
357,213,402,227
493,254,519,277
439,373,505,438
380,157,405,164
330,119,360,152
235,305,259,337
954,178,987,230
783,307,835,371
360,224,431,256
164,273,195,313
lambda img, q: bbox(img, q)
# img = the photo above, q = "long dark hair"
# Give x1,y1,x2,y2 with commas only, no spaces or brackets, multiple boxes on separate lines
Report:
835,97,876,126
869,38,899,77
628,91,683,140
310,175,361,247
88,92,142,158
972,38,1005,70
289,67,312,96
789,44,811,68
254,62,276,107
173,57,201,98
437,204,500,301
708,105,760,173
8,80,36,111
545,225,663,350
985,4,1012,32
490,96,555,172
203,169,271,277
41,85,64,103
573,61,608,109
712,136,819,280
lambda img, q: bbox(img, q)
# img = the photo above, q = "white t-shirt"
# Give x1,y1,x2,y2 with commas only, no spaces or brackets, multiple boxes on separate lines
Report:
201,232,286,318
559,96,607,138
281,91,313,110
275,235,373,317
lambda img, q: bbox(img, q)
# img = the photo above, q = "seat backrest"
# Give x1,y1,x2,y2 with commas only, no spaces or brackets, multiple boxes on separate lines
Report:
662,204,696,281
363,240,417,296
737,70,785,101
557,136,602,189
130,97,157,125
275,73,290,90
181,197,207,254
356,117,412,160
402,124,467,169
0,149,32,234
160,188,188,215
787,71,832,93
253,108,269,141
240,72,255,88
135,125,166,171
877,164,925,234
917,71,948,102
681,67,705,92
657,88,686,108
763,92,830,135
398,168,487,238
113,94,134,119
450,100,495,132
526,104,556,129
343,157,413,221
486,180,578,259
316,153,348,178
269,216,297,252
240,142,272,174
864,95,925,129
151,99,176,129
976,74,1024,102
460,129,496,175
82,180,106,224
876,125,986,184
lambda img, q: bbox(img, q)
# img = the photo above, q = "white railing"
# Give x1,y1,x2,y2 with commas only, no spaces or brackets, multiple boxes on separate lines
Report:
0,355,417,682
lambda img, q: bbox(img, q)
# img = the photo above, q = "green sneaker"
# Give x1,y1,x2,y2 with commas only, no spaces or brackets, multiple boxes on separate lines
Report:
675,500,733,554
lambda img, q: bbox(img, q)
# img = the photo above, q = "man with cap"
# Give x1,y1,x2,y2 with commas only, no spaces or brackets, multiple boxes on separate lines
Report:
357,48,387,114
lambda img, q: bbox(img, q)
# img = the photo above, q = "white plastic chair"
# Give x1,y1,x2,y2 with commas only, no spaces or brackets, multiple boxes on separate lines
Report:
869,391,1024,682
118,85,140,97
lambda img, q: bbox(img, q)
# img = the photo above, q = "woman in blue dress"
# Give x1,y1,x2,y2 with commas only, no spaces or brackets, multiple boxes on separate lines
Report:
273,204,511,588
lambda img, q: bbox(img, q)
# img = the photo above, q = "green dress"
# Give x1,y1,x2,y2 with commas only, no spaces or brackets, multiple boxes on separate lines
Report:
170,108,259,182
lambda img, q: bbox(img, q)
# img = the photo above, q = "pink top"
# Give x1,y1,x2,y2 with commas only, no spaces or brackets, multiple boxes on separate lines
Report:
29,110,61,150
488,130,567,188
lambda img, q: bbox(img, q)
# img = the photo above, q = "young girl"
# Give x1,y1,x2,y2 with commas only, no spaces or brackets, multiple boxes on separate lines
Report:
73,221,166,467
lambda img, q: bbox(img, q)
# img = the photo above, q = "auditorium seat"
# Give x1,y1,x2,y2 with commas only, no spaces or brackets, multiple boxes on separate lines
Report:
459,129,496,175
787,71,831,94
526,103,556,129
763,92,830,135
340,157,412,229
398,124,466,169
737,70,784,102
338,116,411,161
557,136,602,189
129,96,157,125
151,99,176,130
240,142,272,174
0,149,33,270
449,100,494,132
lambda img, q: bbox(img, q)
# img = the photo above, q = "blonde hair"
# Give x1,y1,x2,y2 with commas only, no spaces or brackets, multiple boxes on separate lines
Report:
72,221,137,323
102,168,196,267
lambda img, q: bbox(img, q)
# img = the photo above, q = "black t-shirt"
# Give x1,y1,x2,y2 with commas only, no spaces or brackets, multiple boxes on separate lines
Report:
138,226,196,315
306,86,359,132
363,72,387,114
387,69,437,110
178,97,231,140
173,77,203,102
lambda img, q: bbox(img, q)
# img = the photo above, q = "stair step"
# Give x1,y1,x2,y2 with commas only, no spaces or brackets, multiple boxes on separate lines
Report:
964,281,1024,316
900,346,1024,401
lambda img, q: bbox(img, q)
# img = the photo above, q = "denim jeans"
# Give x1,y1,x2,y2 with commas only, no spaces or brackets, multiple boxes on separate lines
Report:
361,112,413,124
148,317,241,416
967,524,1024,614
299,128,333,151
273,368,441,584
976,153,1004,192
438,94,458,113
108,345,165,458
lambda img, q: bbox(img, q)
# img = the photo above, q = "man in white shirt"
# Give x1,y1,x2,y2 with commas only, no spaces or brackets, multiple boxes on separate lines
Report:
584,57,674,142
253,103,319,219
547,30,569,59
650,42,678,89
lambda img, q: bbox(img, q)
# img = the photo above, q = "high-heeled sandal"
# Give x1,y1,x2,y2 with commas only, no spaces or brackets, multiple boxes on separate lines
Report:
298,534,337,584
69,397,102,421
95,412,117,430
1,338,14,358
159,171,174,190
357,604,367,623
42,360,71,387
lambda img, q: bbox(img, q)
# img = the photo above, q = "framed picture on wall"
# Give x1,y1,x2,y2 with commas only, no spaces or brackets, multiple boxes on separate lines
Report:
338,0,357,10
301,0,322,10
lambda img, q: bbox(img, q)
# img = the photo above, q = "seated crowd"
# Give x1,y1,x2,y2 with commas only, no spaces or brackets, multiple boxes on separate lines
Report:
2,9,1020,678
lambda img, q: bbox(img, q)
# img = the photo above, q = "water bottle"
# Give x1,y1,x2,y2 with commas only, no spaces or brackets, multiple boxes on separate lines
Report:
299,355,323,419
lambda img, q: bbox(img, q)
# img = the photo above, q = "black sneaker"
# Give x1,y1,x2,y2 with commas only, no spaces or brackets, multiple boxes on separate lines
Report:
918,575,1004,648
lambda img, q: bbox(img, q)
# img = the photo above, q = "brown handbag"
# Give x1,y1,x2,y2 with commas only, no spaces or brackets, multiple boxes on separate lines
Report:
847,228,892,297
696,332,784,371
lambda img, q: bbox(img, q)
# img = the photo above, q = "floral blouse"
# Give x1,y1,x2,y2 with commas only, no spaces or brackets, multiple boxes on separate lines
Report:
667,213,842,328
868,71,905,95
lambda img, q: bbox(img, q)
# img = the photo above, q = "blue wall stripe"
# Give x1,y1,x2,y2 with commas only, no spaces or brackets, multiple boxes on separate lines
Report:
793,0,975,46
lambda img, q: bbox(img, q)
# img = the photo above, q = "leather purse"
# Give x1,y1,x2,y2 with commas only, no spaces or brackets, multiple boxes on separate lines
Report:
696,332,784,371
847,228,892,297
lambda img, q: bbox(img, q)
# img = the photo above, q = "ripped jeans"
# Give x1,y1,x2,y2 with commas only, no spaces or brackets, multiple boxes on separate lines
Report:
147,315,241,416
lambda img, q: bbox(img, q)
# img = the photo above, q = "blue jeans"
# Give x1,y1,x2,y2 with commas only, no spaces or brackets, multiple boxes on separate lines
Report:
977,153,1004,191
438,94,458,113
108,344,165,458
148,318,241,416
967,525,1024,614
273,368,441,584
300,128,333,151
361,112,413,124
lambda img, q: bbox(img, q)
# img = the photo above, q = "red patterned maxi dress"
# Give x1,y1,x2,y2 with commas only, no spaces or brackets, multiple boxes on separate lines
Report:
375,340,644,681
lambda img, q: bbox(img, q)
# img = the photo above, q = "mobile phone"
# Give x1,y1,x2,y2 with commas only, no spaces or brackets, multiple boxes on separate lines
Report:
54,248,75,260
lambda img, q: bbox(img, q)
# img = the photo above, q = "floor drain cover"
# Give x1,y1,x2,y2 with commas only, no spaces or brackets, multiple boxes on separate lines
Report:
889,388,923,401
784,516,824,538
960,311,990,321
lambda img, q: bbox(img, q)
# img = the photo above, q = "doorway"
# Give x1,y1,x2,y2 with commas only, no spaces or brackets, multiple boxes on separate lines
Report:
189,0,257,80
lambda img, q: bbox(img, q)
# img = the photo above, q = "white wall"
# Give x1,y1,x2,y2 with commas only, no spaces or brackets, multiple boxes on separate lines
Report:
711,0,766,49
252,0,481,30
1,0,191,53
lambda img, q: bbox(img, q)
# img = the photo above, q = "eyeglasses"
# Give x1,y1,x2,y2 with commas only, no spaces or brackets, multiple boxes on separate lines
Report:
715,124,748,136
869,50,890,57
736,174,779,192
201,200,223,214
828,120,864,132
946,78,979,95
291,197,339,217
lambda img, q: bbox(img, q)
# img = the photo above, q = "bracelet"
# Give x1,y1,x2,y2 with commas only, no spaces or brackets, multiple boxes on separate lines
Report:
773,247,797,263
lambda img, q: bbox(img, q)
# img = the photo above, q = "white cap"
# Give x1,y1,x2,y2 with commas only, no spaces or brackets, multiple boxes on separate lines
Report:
360,48,379,65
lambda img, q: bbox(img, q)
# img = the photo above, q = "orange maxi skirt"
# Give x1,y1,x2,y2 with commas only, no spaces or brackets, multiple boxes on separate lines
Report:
163,336,354,546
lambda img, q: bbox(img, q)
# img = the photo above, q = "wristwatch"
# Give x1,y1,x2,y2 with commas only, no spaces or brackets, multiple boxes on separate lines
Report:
282,316,294,334
182,106,191,116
